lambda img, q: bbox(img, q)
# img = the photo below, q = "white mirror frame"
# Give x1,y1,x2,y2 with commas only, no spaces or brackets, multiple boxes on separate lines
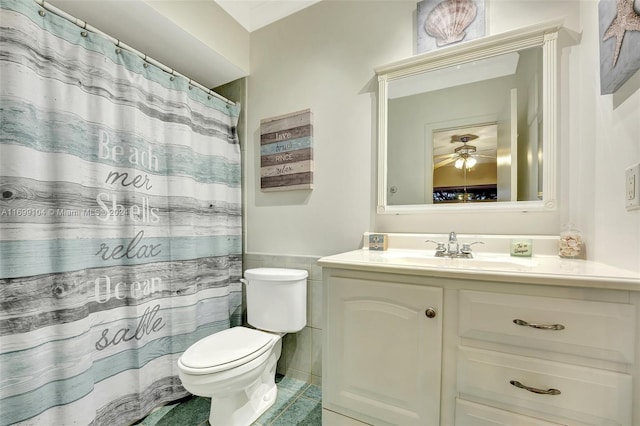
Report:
376,20,563,214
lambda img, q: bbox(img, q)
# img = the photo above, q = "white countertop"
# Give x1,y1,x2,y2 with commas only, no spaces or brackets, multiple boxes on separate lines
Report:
318,248,640,291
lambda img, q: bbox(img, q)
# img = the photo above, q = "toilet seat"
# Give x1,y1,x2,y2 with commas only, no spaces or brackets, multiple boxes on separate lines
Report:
178,327,276,375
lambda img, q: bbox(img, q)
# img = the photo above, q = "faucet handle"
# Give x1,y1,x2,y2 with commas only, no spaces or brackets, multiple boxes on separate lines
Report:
425,240,446,253
460,241,484,254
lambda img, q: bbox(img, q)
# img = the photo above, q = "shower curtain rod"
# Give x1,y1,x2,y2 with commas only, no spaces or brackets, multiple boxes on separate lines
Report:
35,0,237,106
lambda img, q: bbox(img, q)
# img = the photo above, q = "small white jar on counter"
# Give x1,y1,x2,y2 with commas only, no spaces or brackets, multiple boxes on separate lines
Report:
559,224,583,259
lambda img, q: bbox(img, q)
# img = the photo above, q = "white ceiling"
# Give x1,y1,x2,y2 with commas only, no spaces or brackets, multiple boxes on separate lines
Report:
214,0,322,32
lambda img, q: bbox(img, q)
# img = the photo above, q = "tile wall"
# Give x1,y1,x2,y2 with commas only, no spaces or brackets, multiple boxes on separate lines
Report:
243,254,323,386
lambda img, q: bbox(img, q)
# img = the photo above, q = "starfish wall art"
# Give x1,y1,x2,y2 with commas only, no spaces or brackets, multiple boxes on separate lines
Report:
599,0,640,94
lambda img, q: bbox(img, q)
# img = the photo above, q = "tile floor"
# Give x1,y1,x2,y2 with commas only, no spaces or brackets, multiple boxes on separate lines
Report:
135,376,321,426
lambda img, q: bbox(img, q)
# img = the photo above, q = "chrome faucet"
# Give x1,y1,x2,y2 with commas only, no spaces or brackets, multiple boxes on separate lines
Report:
426,232,484,258
447,232,459,256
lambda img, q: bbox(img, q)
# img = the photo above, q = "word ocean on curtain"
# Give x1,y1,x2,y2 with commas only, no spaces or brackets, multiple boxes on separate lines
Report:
0,1,242,424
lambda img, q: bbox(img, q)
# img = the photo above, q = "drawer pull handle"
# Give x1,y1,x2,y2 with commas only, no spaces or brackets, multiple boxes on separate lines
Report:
513,319,565,330
510,380,561,395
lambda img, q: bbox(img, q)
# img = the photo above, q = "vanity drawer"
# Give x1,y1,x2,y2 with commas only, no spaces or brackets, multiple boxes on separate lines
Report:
455,398,565,426
457,346,632,426
458,290,636,363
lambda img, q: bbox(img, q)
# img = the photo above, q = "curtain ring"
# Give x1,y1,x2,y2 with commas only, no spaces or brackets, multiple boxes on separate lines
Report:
80,31,88,37
143,62,148,68
38,9,45,16
115,48,121,54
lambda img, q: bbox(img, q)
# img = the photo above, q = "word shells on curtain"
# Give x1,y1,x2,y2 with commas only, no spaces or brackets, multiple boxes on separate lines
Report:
0,1,243,424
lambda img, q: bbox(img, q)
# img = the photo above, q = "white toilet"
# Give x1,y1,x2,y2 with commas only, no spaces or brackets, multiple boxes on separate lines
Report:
177,268,308,426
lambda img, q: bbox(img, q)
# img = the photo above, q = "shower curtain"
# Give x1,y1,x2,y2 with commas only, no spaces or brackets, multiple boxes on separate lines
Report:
0,1,242,424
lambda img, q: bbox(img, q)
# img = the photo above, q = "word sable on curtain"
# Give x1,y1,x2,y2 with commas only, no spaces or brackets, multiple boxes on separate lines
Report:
0,0,243,424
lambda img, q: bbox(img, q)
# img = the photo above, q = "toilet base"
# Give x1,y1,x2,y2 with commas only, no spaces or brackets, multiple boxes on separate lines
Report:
209,381,277,426
208,342,280,426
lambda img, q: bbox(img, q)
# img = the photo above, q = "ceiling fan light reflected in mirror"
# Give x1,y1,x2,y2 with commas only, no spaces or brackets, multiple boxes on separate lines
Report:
454,154,477,169
466,156,477,168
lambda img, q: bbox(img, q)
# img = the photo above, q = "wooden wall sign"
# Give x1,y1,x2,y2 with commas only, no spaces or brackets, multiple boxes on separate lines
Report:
260,109,313,191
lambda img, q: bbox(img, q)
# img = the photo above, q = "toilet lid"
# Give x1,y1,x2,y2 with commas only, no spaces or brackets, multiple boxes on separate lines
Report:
180,327,274,370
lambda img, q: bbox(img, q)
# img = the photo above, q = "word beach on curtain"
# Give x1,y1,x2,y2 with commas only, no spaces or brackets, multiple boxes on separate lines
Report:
0,1,242,424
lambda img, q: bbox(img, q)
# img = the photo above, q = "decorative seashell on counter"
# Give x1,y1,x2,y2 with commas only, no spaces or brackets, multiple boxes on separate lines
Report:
424,0,478,47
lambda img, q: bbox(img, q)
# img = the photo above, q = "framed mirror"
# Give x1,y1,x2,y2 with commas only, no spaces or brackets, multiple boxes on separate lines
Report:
376,21,563,213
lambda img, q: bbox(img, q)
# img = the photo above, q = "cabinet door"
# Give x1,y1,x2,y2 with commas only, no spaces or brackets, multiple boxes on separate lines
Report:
324,276,443,426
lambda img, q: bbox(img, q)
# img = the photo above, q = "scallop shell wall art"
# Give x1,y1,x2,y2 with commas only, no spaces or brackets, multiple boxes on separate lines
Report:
425,0,477,46
417,0,486,53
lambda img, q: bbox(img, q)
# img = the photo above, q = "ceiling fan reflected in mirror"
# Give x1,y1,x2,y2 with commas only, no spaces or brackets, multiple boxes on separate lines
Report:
451,134,478,169
433,126,497,171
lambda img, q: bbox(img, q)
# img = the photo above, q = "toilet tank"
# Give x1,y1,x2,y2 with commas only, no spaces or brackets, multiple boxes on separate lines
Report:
243,268,307,333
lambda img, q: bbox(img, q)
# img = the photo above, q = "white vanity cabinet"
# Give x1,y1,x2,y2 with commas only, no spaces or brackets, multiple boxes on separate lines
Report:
323,272,443,426
320,262,640,426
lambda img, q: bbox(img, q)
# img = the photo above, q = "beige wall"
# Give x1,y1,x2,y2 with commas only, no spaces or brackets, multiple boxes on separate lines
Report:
145,0,249,75
246,0,639,271
573,1,640,271
247,1,416,257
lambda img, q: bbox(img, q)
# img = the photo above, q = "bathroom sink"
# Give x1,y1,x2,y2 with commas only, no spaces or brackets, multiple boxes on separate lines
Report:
379,251,441,261
466,254,539,269
379,250,538,271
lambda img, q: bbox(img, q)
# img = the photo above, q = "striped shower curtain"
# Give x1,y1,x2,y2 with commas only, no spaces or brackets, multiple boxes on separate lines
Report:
0,1,242,424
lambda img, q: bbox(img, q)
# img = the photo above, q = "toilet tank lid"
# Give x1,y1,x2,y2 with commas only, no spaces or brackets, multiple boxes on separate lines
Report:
244,268,308,281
